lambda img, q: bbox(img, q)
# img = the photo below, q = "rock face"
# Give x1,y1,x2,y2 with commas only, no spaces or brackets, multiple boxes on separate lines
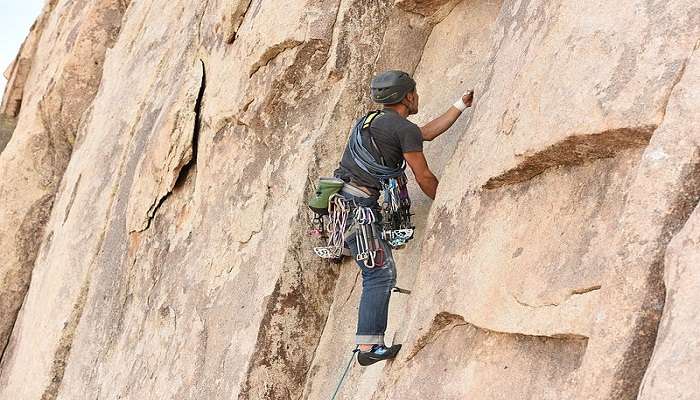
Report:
0,1,698,399
0,0,127,365
637,47,700,400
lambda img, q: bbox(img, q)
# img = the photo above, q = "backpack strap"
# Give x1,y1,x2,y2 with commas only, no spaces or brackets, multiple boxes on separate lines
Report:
362,111,387,166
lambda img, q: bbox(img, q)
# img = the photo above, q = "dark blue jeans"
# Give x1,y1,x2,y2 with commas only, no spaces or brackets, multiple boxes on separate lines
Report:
342,193,397,345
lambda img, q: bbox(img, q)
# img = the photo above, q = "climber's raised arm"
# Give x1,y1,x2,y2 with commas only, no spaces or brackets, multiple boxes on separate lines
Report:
404,151,438,200
420,90,474,141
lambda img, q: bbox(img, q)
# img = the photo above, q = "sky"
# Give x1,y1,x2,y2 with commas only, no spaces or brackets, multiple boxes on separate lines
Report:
0,0,45,95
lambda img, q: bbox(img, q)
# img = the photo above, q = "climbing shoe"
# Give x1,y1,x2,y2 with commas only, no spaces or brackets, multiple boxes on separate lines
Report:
357,344,402,366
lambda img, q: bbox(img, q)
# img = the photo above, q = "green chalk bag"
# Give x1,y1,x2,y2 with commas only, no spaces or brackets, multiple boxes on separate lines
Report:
308,177,345,215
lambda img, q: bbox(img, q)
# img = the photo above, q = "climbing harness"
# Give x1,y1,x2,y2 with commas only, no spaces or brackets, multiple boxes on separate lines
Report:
313,194,350,259
329,346,360,400
310,110,415,263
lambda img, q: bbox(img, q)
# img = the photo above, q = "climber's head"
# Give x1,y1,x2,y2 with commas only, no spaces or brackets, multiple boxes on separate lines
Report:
370,70,419,115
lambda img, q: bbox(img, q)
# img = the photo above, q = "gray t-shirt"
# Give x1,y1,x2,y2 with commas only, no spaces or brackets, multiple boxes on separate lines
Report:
334,109,423,193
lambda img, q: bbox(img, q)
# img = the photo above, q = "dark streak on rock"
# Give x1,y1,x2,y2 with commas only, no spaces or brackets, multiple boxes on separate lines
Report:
342,271,361,306
658,40,698,125
484,126,656,189
63,174,82,224
395,0,462,22
237,238,340,400
0,194,54,363
39,276,91,400
0,114,16,152
613,152,700,398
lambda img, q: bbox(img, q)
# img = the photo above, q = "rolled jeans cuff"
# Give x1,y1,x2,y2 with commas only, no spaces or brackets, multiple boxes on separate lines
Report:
356,334,385,345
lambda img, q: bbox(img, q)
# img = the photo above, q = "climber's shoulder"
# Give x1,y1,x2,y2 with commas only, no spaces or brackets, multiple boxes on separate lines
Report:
375,109,421,145
376,108,418,131
376,110,422,156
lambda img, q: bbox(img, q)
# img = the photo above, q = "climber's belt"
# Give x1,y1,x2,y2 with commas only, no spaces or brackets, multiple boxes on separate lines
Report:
340,182,372,199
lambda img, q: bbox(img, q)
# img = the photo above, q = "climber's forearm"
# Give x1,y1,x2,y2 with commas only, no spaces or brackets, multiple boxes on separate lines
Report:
420,108,462,141
420,91,474,141
416,173,439,200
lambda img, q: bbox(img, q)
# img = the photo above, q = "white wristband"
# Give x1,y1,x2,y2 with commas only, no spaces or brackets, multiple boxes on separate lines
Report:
453,97,468,112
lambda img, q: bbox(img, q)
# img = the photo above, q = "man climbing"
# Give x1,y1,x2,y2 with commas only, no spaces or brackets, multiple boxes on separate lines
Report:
333,70,473,366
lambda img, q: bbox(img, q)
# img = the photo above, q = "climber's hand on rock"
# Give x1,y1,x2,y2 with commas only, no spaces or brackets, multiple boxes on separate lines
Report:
462,90,474,108
451,90,474,113
431,91,475,139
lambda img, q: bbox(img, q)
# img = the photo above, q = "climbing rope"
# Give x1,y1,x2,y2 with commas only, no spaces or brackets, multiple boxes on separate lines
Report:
330,346,360,400
348,113,405,181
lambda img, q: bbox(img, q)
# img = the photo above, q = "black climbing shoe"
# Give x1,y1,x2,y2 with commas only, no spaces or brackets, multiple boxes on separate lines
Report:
357,344,402,366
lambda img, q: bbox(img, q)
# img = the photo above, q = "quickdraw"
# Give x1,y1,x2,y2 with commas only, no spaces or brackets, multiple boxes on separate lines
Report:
313,194,350,259
380,174,415,248
353,206,385,268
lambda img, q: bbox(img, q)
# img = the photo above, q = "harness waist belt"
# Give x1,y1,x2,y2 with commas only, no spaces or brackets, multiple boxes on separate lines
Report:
340,183,372,199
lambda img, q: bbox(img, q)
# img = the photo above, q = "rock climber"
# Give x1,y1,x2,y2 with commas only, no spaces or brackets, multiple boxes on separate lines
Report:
333,70,473,366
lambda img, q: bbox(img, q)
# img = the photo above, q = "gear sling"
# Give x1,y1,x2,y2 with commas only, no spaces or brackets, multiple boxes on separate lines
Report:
308,111,415,267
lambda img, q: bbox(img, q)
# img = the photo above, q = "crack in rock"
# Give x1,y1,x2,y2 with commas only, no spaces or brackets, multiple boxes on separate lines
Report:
658,39,698,126
138,59,206,232
405,312,468,362
405,311,589,364
342,271,361,307
223,0,253,44
512,285,602,308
